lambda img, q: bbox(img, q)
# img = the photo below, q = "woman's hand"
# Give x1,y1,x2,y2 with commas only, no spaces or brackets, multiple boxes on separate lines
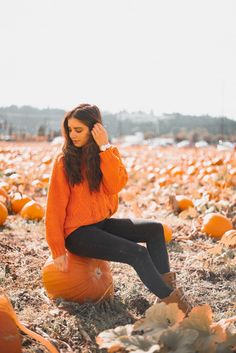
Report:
91,123,109,147
54,254,69,272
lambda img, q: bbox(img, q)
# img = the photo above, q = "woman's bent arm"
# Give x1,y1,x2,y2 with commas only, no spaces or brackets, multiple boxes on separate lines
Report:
45,155,70,259
99,146,128,194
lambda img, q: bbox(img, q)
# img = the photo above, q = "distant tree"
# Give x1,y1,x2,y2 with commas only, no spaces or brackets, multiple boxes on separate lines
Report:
37,125,46,136
8,124,13,136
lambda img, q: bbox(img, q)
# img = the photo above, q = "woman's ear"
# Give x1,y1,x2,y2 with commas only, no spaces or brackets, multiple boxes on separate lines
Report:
90,122,97,130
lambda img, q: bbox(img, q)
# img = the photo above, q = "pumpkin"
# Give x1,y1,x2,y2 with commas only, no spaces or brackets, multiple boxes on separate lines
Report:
41,156,52,165
0,293,59,353
0,202,8,226
228,168,236,186
0,187,8,198
41,173,50,183
212,157,223,166
176,195,194,211
158,177,168,187
42,252,114,304
10,193,32,214
0,297,21,353
170,166,183,177
201,213,233,239
187,166,198,176
20,200,44,221
162,223,172,243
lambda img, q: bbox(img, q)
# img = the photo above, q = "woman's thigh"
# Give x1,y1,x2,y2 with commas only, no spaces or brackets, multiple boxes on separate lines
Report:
65,223,146,263
102,218,164,243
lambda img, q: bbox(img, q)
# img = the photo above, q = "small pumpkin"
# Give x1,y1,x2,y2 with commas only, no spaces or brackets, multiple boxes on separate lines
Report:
0,187,8,198
0,202,8,226
201,213,233,239
10,193,32,214
162,223,172,243
41,173,50,183
20,200,44,221
0,292,59,353
176,195,194,211
170,166,183,177
42,252,114,304
41,156,52,165
158,177,168,187
31,179,45,189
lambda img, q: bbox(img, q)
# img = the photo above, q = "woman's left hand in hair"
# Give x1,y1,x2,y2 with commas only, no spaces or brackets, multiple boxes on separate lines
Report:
91,123,109,147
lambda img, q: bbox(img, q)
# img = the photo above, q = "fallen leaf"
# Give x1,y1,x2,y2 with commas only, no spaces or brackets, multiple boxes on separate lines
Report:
181,304,226,353
119,335,160,353
133,302,184,340
160,327,199,353
215,327,236,353
96,324,133,352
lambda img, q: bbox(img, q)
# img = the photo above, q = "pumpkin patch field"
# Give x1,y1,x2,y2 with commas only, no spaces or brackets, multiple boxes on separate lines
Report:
0,141,235,353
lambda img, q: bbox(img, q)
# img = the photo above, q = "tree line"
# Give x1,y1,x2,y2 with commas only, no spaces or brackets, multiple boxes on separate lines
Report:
0,105,235,143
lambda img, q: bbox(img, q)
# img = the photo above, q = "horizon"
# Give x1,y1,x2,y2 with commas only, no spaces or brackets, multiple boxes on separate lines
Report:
1,103,236,121
1,0,236,120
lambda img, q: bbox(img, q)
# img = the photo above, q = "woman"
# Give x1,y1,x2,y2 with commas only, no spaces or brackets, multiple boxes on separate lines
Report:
45,103,192,314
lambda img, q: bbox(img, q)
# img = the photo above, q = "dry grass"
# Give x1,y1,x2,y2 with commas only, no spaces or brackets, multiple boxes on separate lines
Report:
0,142,235,352
0,211,235,352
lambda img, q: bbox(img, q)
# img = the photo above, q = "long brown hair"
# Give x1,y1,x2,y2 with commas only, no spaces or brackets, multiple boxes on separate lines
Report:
61,104,103,192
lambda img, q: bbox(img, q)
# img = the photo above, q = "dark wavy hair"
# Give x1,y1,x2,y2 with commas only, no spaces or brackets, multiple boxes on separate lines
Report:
61,103,103,192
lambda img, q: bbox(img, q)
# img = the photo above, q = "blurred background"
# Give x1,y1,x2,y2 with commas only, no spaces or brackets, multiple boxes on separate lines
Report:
0,0,236,148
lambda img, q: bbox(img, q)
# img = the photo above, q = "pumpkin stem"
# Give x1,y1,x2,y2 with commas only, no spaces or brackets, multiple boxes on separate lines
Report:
15,321,60,353
0,290,60,353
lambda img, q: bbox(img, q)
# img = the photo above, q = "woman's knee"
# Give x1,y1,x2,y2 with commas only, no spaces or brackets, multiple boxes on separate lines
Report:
147,222,165,242
129,244,150,266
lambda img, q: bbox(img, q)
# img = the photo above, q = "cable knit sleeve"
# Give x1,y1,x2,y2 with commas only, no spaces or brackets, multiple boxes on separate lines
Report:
45,154,70,259
99,146,128,194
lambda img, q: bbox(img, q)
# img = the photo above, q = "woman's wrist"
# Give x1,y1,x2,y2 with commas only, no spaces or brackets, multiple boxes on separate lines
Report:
99,143,112,152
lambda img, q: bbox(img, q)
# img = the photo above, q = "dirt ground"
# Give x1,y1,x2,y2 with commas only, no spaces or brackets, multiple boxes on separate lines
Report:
1,213,235,352
0,142,235,352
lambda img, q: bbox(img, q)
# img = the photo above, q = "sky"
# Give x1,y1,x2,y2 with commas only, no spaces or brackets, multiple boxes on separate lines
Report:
0,0,236,119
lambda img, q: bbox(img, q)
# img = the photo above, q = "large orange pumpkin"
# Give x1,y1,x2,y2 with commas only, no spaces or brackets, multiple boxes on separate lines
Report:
201,213,233,239
0,202,8,225
0,293,59,353
0,298,21,353
20,200,44,221
42,252,114,304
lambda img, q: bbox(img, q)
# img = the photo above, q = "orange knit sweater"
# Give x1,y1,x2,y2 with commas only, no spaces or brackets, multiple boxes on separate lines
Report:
45,146,128,259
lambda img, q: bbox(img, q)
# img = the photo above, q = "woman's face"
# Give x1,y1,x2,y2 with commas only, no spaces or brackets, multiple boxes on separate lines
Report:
68,117,90,147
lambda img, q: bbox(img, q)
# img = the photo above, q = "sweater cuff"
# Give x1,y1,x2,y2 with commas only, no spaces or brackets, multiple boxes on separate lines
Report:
50,245,66,260
99,146,118,162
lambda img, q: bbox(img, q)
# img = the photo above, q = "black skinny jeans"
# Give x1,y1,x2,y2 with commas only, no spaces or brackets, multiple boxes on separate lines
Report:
65,218,173,299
